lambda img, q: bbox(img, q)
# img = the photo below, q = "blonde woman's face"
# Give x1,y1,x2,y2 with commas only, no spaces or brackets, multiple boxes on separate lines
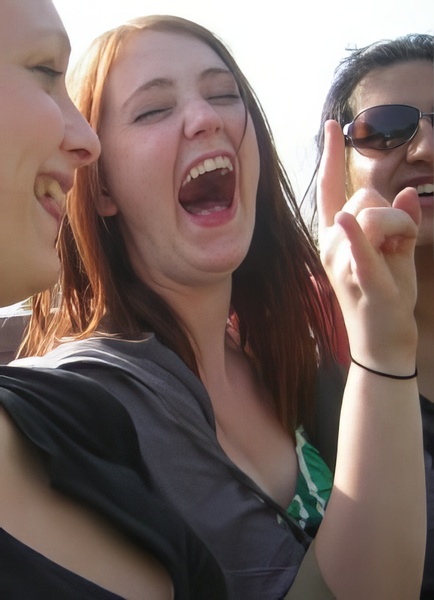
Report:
0,0,100,307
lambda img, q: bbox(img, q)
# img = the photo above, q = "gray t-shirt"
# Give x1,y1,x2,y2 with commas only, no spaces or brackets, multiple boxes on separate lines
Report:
14,335,342,599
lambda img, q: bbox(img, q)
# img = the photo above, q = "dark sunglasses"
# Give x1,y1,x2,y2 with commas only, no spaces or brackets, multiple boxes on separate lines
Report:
343,104,434,151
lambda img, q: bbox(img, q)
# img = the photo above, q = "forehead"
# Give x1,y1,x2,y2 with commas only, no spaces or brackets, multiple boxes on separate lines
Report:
0,0,69,57
351,60,433,113
107,29,228,88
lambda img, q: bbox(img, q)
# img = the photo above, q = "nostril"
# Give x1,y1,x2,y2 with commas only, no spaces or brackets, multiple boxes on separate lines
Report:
75,148,94,165
74,138,101,165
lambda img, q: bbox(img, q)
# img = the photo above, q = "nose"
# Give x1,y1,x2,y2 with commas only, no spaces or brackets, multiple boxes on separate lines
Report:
62,99,101,167
406,115,433,163
183,98,224,139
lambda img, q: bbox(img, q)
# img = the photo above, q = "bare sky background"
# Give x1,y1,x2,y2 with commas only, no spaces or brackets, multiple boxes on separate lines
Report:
54,0,434,200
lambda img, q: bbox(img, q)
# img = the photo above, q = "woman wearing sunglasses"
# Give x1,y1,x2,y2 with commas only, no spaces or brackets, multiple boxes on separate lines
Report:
309,32,433,599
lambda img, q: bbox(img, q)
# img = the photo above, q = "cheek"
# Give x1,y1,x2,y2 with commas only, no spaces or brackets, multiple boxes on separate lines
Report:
1,70,62,146
346,151,378,198
346,149,404,203
101,144,175,229
102,128,174,196
0,192,60,303
1,101,65,175
38,102,66,146
25,86,66,142
239,118,260,192
0,191,23,248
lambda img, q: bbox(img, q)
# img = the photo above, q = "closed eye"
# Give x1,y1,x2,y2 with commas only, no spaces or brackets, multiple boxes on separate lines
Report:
30,64,64,94
31,65,63,79
208,93,241,104
133,107,173,123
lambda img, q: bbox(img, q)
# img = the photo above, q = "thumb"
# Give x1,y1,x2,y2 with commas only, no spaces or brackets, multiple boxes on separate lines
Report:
392,187,421,227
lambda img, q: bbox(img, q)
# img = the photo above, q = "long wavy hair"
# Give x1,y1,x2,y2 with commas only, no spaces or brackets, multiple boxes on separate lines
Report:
303,32,434,232
21,15,337,437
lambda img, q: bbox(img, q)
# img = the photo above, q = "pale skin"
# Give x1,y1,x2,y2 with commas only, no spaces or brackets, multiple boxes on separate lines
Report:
315,121,425,599
0,1,173,597
0,409,173,599
0,0,100,305
97,30,426,598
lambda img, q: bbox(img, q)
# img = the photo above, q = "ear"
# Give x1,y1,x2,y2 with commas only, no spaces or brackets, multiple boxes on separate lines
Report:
95,188,119,217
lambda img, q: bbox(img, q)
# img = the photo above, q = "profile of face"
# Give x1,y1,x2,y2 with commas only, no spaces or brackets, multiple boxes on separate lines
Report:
97,29,260,293
0,0,100,307
345,60,433,246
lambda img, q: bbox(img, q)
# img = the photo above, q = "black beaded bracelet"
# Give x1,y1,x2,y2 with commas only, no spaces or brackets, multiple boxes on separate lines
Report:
350,355,418,380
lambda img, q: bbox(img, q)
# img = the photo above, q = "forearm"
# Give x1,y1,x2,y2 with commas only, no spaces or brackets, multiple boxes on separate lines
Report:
315,365,426,599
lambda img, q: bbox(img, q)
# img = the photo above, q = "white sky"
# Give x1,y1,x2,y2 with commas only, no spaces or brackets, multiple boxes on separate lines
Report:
54,0,434,200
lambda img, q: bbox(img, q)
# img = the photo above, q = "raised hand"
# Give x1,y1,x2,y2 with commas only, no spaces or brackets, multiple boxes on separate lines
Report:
317,120,420,373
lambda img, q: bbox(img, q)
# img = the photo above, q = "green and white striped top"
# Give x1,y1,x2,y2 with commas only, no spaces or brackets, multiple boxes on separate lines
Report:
287,427,333,531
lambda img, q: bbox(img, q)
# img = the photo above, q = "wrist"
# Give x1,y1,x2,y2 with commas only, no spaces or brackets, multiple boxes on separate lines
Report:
350,354,418,380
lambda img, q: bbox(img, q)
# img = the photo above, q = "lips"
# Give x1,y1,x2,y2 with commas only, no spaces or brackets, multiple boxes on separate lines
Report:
34,175,66,225
179,156,235,216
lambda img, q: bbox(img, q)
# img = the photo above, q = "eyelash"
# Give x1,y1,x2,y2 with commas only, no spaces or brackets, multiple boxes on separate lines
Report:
134,93,241,123
208,93,241,104
134,108,170,123
210,93,240,100
32,65,63,80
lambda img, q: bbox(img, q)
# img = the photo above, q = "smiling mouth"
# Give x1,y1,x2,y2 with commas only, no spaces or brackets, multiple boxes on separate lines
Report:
416,183,434,197
34,176,66,224
179,156,235,216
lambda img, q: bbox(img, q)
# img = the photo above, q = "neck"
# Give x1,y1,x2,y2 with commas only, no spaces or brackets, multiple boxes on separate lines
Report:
157,277,234,382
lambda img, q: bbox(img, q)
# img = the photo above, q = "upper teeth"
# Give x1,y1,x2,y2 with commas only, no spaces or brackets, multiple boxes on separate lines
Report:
416,183,434,195
34,175,65,207
183,156,233,186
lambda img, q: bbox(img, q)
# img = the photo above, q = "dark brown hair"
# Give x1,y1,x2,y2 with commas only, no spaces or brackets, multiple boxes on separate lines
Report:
303,32,434,230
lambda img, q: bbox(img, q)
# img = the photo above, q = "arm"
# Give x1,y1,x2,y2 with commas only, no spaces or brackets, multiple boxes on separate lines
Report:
314,121,426,599
0,405,174,599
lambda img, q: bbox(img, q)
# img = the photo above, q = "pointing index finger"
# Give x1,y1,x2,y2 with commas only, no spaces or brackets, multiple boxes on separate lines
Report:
317,120,347,232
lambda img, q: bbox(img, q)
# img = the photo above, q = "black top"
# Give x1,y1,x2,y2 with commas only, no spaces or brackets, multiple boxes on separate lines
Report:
0,529,123,599
0,367,227,599
420,395,434,599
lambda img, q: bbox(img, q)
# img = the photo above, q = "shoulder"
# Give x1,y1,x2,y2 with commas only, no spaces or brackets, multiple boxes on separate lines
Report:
0,365,144,463
12,335,198,396
10,334,163,369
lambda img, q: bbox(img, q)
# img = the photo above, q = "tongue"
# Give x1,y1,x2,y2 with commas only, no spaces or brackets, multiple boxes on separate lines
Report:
179,169,235,214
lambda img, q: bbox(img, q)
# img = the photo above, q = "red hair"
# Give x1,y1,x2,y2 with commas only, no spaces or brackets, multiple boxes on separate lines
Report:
21,16,339,438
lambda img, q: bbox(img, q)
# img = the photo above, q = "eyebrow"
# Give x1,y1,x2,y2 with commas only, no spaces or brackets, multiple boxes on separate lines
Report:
121,67,234,113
